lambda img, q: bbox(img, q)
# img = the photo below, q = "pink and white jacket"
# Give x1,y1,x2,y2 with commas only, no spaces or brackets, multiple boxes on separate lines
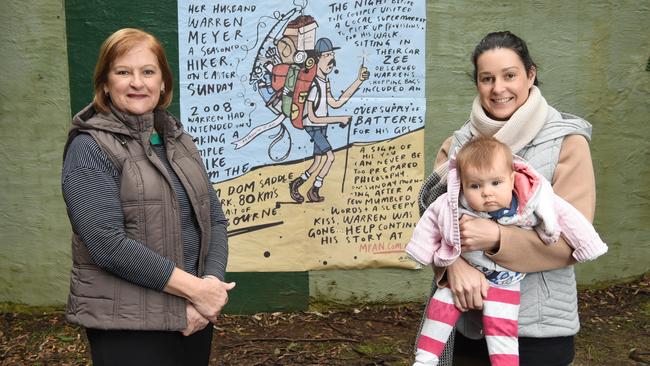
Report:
406,157,607,268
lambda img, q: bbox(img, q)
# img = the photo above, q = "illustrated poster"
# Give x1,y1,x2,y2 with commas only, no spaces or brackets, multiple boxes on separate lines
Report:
178,0,426,271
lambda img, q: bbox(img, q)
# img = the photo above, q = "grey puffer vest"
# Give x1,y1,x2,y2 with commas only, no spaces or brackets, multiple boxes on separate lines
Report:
63,104,213,331
452,106,592,338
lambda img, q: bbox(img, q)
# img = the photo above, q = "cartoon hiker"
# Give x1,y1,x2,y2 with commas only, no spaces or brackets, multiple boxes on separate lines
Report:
289,37,369,203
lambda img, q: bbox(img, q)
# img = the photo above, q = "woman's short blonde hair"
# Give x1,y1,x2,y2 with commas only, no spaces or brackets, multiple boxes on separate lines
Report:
92,28,173,113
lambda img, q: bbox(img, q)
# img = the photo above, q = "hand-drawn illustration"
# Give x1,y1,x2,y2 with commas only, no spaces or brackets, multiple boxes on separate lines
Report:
236,12,369,203
178,0,426,272
288,36,369,203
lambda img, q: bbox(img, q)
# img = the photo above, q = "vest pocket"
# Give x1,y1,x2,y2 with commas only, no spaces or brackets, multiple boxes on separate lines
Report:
121,202,141,240
70,264,114,299
539,271,551,299
114,279,144,320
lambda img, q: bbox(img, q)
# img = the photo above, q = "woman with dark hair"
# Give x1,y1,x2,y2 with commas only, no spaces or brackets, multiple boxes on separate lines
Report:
61,28,234,365
419,31,596,366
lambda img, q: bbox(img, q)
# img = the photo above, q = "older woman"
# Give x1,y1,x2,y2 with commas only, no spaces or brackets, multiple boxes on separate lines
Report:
420,31,595,366
61,28,234,365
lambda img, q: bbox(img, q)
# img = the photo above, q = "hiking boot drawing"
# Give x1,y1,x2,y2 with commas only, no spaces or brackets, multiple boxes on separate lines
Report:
307,185,324,202
289,177,305,203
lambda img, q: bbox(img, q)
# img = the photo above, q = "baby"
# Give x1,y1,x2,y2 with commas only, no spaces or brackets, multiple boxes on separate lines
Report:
406,136,607,366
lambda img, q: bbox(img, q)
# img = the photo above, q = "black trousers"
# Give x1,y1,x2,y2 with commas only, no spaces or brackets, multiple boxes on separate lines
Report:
453,331,575,366
86,326,213,366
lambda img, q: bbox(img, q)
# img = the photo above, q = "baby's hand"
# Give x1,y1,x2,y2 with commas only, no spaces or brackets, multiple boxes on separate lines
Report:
459,216,500,252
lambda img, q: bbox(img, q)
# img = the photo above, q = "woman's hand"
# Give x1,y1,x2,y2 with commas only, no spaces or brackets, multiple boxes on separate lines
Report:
182,302,209,336
459,215,500,253
447,258,489,312
164,269,236,323
191,276,236,322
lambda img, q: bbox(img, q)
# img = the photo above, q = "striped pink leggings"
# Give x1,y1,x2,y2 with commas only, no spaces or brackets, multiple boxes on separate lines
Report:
413,282,521,366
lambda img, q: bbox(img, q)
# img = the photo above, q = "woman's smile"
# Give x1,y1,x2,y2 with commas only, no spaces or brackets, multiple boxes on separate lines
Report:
476,48,536,121
104,41,164,115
